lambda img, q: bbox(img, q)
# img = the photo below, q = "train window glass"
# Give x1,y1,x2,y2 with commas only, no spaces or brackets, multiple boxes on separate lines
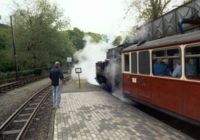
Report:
131,52,137,73
152,48,181,78
124,54,130,72
167,49,179,56
185,46,200,80
154,50,165,57
139,51,150,75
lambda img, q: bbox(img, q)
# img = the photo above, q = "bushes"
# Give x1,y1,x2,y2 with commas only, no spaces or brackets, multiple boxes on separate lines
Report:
0,69,42,81
33,68,42,76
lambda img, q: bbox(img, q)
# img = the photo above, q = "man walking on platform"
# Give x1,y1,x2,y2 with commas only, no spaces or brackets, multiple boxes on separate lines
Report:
49,61,64,109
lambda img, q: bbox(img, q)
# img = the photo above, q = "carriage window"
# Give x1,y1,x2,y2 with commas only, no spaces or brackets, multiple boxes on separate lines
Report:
131,52,137,73
152,48,181,78
139,51,150,74
124,54,130,72
185,46,200,80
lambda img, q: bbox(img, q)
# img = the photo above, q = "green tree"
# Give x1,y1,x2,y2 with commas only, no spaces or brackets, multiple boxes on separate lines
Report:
85,32,102,43
0,24,14,72
67,27,85,50
112,36,122,46
13,0,74,70
127,0,172,22
0,24,10,50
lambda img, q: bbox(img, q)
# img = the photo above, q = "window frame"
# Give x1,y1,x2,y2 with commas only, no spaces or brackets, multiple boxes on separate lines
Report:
151,46,182,79
131,52,138,74
138,50,151,75
122,53,131,73
184,44,200,81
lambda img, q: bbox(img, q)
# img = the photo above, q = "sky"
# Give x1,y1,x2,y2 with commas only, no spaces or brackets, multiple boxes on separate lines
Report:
53,0,131,36
0,0,184,36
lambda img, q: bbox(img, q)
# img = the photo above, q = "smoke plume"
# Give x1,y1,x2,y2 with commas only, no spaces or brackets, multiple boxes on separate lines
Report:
71,36,113,85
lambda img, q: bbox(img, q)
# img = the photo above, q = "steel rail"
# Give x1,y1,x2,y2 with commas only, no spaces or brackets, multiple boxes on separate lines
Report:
0,75,70,139
16,87,51,140
0,85,50,140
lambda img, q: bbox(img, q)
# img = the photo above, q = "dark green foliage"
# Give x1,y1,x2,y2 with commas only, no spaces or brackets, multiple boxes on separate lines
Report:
0,24,10,48
112,36,122,46
0,0,77,75
85,32,102,43
0,24,14,72
0,24,10,50
67,27,85,50
12,0,75,71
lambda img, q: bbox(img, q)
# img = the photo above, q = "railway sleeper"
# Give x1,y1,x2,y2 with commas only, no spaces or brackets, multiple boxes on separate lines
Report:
18,113,31,117
1,129,21,135
29,103,38,106
24,107,35,111
13,119,27,123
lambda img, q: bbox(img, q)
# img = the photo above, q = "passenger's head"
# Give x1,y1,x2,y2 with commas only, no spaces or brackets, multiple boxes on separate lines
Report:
162,58,169,64
54,61,60,68
186,58,194,65
156,58,161,63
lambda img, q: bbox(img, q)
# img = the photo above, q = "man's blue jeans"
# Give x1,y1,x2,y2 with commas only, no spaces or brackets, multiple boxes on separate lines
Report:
52,86,61,108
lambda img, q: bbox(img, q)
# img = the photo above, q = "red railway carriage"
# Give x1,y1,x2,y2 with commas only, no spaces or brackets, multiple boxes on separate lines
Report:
122,30,200,125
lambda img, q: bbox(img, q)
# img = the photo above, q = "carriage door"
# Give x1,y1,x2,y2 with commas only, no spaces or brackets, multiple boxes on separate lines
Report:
137,51,152,102
130,52,138,97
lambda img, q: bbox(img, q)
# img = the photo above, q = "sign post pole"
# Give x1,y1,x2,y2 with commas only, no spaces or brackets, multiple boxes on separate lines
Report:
67,57,72,74
75,68,82,89
78,73,81,88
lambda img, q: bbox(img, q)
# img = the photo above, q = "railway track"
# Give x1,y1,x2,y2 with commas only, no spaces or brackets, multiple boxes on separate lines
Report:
0,75,70,140
0,85,51,140
0,76,46,94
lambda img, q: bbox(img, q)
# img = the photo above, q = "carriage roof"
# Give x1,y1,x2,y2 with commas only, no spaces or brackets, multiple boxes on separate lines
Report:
123,30,200,53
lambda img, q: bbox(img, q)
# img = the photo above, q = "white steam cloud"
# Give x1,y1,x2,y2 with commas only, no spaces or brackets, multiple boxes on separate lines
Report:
71,36,113,85
71,35,132,104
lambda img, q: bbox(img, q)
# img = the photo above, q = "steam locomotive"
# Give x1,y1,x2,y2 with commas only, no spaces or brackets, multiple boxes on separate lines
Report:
95,43,133,91
96,0,200,125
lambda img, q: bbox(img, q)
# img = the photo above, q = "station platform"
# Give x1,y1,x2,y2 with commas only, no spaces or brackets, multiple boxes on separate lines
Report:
53,81,193,140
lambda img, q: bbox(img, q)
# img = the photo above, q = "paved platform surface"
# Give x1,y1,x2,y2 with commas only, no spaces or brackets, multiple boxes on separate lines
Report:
54,90,193,140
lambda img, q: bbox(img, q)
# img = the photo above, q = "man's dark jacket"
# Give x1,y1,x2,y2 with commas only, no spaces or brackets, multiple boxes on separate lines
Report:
49,67,64,86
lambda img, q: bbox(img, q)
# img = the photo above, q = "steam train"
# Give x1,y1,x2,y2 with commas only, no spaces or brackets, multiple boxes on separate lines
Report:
95,43,132,91
96,0,200,125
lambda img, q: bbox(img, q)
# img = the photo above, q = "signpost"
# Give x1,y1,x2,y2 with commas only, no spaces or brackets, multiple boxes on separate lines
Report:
75,68,82,88
67,57,72,74
67,57,72,63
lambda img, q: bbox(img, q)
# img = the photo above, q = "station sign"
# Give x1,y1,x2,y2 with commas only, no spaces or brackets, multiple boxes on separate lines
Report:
67,57,72,62
75,68,82,73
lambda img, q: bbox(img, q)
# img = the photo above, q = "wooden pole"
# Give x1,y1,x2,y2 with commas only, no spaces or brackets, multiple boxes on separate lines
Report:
78,73,81,88
10,16,19,81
